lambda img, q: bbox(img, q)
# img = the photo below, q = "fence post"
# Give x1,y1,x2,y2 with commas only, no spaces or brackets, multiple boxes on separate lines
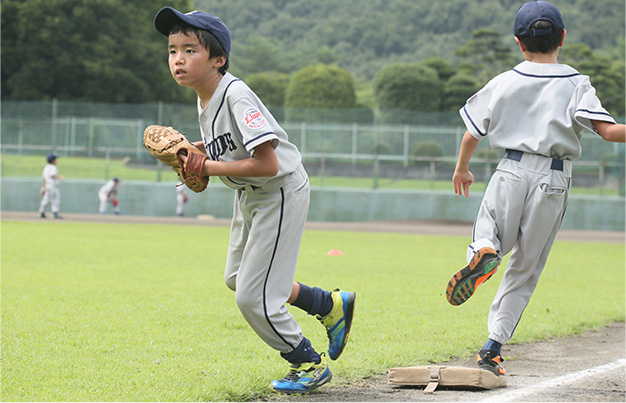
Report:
300,122,307,155
51,98,58,150
88,118,95,157
455,126,463,156
403,124,409,167
352,123,358,166
105,150,110,180
599,162,605,196
136,119,144,160
70,117,76,156
430,160,436,190
320,154,325,187
372,126,380,189
17,119,23,155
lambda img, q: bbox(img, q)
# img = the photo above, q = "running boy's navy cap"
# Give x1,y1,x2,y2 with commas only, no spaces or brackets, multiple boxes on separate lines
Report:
514,1,564,37
47,153,57,163
154,7,231,57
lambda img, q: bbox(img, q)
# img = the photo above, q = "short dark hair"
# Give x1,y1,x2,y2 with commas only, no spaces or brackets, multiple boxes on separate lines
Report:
517,20,562,53
169,23,229,75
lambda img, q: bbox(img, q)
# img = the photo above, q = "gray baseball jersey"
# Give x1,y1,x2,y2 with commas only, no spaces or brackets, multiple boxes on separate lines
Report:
98,180,119,214
198,72,302,189
459,61,615,344
39,163,60,214
461,60,616,159
197,72,310,354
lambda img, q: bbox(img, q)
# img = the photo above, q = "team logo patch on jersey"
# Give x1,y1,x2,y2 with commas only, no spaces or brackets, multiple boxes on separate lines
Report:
244,107,266,129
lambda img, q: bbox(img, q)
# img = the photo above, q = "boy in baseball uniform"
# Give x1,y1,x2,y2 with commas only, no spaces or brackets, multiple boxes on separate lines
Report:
154,7,356,394
445,0,625,376
98,178,120,215
39,153,65,219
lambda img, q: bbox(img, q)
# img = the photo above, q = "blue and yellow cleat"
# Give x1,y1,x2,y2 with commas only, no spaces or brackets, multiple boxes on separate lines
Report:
270,353,332,394
317,289,356,360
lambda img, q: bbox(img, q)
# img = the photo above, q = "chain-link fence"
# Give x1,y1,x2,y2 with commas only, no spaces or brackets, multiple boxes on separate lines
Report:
2,100,624,193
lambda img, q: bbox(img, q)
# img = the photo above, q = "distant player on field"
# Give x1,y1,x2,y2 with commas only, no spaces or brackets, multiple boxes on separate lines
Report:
175,186,188,217
98,177,120,215
445,0,625,376
153,7,355,394
39,153,65,219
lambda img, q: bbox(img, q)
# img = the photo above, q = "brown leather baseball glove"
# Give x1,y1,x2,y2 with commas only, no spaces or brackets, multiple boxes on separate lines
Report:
143,125,209,193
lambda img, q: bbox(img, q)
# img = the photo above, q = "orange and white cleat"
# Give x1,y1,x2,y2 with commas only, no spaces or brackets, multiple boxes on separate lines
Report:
477,349,506,376
446,247,501,306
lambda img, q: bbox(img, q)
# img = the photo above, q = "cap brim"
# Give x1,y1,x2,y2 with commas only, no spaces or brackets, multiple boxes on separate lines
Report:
155,7,186,36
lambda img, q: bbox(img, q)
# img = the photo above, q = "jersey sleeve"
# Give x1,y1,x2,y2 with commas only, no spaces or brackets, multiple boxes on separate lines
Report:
573,77,616,133
459,81,494,141
231,93,279,153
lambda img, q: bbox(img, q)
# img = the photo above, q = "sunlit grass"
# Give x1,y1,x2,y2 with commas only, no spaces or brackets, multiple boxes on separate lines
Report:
2,221,624,401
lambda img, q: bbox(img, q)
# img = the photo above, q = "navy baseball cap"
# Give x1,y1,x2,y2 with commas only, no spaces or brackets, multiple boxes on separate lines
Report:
514,1,564,37
47,153,57,163
154,7,231,58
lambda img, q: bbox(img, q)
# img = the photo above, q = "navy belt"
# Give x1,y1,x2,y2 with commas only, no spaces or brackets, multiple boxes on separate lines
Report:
504,149,563,171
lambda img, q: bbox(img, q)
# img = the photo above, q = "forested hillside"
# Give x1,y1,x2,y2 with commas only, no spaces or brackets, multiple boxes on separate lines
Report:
2,0,624,115
195,0,625,79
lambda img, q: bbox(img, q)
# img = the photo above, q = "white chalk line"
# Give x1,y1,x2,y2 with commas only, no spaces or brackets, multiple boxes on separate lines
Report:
479,358,626,402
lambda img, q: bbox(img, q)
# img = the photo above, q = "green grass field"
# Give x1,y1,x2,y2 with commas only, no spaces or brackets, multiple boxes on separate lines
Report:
1,220,624,401
2,154,622,196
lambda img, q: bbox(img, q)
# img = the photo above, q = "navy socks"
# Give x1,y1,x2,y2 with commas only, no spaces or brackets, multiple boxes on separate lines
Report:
291,283,333,317
281,337,320,365
483,339,502,354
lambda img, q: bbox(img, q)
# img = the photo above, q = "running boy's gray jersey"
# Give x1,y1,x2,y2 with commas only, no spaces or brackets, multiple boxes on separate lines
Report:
460,61,616,160
198,72,302,189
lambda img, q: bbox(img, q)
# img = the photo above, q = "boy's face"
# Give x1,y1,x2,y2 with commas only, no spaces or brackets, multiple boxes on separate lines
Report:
168,32,222,89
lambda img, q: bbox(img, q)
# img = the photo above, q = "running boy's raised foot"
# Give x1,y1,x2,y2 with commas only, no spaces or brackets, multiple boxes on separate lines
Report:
317,289,356,360
446,247,500,306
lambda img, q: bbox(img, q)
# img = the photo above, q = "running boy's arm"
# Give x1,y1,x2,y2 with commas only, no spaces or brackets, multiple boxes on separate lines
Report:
453,131,480,197
592,120,626,143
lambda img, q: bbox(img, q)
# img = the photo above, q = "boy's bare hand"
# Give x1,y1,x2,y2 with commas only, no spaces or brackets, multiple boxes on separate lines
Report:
453,170,474,197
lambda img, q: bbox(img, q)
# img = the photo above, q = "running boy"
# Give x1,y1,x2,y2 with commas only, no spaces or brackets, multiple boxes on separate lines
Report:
445,0,625,376
153,7,355,394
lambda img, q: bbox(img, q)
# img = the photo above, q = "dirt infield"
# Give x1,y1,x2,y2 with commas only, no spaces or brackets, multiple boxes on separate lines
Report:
3,211,625,402
4,211,624,244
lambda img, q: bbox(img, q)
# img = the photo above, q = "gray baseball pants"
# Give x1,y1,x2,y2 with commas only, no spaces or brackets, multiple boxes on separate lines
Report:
224,164,310,354
468,151,571,345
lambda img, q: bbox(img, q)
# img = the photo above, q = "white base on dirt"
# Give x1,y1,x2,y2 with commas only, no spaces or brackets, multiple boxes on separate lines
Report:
388,365,507,393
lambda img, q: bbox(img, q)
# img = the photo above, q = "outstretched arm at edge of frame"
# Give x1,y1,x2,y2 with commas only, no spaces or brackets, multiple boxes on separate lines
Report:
592,120,626,143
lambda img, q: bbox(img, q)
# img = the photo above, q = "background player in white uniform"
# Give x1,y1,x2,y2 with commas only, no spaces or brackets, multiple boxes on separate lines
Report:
98,178,120,215
445,0,625,376
176,186,188,217
39,153,64,219
154,7,356,394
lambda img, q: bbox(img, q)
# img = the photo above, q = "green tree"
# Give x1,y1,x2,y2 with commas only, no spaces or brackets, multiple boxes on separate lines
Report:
285,64,356,109
245,71,290,107
421,58,457,83
284,64,357,122
561,43,626,117
1,0,194,103
231,37,283,78
442,73,481,112
455,28,517,84
373,63,441,112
